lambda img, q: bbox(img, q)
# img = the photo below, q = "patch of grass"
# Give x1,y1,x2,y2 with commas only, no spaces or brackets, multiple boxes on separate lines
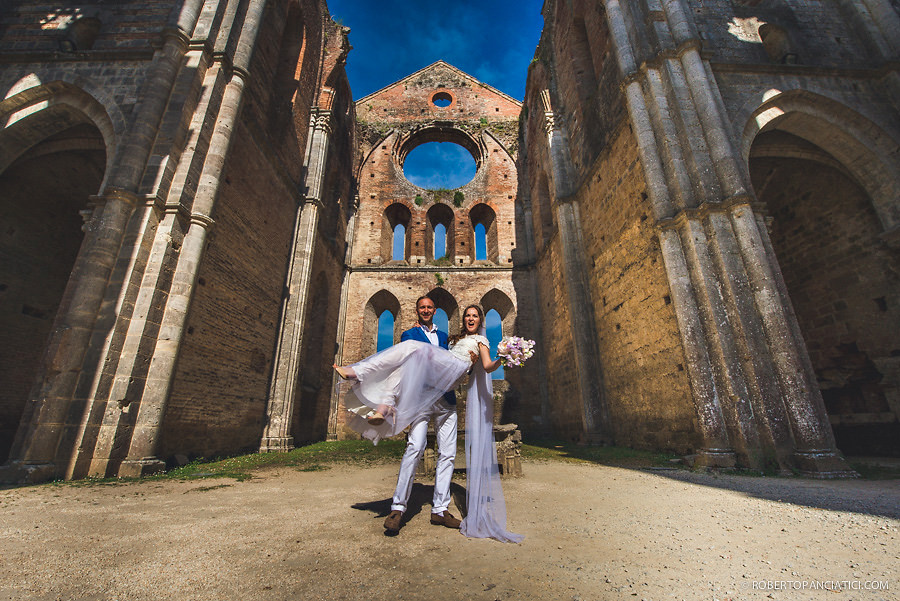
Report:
521,439,678,469
848,461,900,480
46,440,408,487
297,464,329,472
184,484,231,493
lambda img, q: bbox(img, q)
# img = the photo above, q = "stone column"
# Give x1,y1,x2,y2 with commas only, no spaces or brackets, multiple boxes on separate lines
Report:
327,194,359,441
541,95,609,441
1,20,200,482
117,68,249,477
600,0,854,474
260,110,332,452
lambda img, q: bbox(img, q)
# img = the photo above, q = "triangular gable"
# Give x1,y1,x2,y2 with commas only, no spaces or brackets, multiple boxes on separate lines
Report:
356,60,522,108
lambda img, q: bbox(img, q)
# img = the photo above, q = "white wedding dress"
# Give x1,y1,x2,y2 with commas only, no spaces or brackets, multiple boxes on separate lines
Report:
343,333,523,543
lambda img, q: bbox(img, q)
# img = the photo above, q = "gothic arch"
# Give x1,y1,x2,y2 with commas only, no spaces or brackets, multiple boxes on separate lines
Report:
746,100,900,456
480,288,516,335
362,290,401,357
0,81,111,464
381,202,412,262
1,77,123,187
469,203,499,263
741,89,900,232
425,203,454,261
426,287,460,334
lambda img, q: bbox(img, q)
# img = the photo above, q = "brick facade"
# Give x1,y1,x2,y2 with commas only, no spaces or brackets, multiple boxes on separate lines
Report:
2,0,898,481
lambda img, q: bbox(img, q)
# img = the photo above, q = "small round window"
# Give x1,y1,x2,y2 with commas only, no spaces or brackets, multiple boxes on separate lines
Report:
431,91,453,108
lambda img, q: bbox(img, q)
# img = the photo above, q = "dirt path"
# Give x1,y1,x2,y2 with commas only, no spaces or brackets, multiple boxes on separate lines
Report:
1,462,897,601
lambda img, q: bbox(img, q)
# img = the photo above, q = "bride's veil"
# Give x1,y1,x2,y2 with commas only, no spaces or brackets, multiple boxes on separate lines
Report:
461,326,523,543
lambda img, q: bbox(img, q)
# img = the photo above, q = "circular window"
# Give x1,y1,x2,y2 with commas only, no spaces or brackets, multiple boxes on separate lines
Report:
403,141,476,189
431,91,453,108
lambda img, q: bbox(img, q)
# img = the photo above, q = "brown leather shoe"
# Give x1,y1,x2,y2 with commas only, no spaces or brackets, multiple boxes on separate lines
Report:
383,510,403,532
430,511,461,529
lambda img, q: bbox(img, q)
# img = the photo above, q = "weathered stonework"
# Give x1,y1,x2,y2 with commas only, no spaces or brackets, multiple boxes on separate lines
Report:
333,61,542,440
0,0,355,481
518,0,899,473
2,0,898,482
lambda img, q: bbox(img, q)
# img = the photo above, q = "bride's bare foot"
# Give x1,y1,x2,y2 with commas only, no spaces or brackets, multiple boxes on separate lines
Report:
333,364,357,380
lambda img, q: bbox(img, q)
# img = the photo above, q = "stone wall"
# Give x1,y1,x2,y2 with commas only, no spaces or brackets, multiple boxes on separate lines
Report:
335,61,540,437
162,121,296,458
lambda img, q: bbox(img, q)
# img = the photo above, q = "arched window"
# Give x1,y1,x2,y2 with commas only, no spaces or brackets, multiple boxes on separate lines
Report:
434,223,446,259
426,203,454,262
485,308,504,380
469,203,498,263
474,223,487,261
434,308,449,337
426,287,460,334
392,223,405,260
362,290,401,357
382,203,411,263
377,310,395,351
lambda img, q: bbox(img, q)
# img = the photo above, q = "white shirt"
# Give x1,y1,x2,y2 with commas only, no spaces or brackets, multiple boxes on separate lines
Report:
419,323,439,346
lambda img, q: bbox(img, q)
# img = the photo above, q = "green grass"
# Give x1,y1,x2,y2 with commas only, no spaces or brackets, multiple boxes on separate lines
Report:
848,461,900,480
49,440,408,487
521,439,678,468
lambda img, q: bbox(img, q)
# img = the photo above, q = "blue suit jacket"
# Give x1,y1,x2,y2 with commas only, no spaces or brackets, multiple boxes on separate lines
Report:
401,325,457,406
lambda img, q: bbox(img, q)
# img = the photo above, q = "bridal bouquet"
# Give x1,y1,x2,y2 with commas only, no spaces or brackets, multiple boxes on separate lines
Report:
497,336,535,367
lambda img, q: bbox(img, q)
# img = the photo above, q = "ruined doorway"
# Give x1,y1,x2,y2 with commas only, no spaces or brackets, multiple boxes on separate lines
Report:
0,122,106,463
749,130,900,456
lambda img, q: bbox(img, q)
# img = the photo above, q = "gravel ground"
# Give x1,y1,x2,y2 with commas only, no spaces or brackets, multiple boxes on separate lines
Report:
1,461,897,601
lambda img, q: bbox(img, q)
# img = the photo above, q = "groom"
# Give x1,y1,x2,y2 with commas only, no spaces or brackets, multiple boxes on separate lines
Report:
383,295,468,534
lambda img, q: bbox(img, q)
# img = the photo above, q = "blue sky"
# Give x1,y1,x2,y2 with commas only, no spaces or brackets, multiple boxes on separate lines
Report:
328,0,544,101
336,0,533,377
327,0,544,189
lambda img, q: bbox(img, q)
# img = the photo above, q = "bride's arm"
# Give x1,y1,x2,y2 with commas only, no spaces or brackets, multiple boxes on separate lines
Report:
478,342,502,373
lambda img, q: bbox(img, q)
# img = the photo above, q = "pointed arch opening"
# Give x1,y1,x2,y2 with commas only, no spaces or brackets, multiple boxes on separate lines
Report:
426,287,459,335
469,203,498,263
362,290,401,358
381,203,411,263
747,104,900,457
425,203,454,262
0,101,107,464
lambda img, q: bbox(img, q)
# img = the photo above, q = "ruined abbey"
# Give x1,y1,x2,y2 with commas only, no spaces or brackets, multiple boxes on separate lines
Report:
1,0,898,482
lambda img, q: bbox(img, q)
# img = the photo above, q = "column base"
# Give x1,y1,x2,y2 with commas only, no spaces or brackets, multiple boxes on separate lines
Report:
259,436,295,453
118,458,166,478
0,461,58,484
693,448,737,469
793,449,858,478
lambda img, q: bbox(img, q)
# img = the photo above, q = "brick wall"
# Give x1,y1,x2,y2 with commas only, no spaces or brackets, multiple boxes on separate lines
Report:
578,126,698,452
161,121,297,459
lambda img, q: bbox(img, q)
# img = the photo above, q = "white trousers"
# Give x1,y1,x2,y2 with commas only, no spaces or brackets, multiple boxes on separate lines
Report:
391,399,457,514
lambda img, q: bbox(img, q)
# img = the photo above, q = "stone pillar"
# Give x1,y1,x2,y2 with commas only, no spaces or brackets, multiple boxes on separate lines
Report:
260,110,333,452
540,92,609,442
117,67,249,477
600,0,854,474
327,193,360,441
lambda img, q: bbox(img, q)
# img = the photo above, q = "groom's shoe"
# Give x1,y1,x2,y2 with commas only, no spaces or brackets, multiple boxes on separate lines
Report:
430,511,461,529
383,510,403,533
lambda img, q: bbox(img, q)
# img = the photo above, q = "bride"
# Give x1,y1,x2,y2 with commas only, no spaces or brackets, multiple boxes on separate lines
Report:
336,304,523,543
